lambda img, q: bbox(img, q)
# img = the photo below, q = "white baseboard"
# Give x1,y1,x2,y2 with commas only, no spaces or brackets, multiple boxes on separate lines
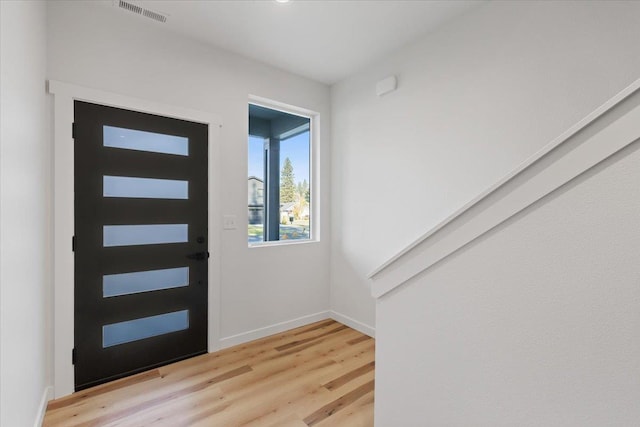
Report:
33,386,53,427
330,310,375,338
219,311,330,349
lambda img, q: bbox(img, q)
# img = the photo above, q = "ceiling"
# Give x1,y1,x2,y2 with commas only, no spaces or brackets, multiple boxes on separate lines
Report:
95,0,485,85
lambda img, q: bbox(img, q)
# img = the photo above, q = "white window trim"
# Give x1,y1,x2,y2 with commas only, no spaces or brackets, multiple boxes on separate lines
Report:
248,95,320,247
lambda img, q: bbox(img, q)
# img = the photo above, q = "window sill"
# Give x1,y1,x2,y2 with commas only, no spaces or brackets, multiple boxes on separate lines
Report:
248,238,320,249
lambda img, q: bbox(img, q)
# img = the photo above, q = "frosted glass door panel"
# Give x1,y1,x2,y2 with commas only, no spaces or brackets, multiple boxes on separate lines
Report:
103,125,188,156
103,176,189,199
103,224,188,247
103,267,189,297
102,310,189,348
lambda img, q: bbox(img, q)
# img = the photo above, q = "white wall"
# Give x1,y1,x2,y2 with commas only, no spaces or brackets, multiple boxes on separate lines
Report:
376,139,640,426
47,1,330,355
0,1,50,425
330,1,640,331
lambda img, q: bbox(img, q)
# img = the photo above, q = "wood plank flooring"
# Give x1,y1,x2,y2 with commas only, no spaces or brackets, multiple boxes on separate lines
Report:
43,320,375,426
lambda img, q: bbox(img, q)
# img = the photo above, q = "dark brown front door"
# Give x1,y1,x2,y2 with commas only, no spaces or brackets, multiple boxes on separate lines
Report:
73,101,208,390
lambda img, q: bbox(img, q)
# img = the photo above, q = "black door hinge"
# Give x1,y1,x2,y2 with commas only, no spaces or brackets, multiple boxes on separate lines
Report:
72,122,76,139
72,348,76,365
72,235,76,252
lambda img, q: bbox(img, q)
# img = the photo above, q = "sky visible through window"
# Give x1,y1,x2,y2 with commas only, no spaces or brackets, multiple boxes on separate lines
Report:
248,136,264,179
248,131,310,184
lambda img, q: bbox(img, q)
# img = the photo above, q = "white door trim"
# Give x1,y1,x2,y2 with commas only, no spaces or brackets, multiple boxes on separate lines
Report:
48,80,223,399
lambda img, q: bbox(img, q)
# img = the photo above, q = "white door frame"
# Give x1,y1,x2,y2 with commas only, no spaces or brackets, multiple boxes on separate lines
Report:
48,80,222,398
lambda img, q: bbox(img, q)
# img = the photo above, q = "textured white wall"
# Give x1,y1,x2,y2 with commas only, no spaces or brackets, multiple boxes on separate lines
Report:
376,141,640,426
46,2,330,349
0,1,50,425
330,0,640,331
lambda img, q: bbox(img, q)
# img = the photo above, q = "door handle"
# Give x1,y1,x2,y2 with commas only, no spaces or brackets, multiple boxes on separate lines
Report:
186,251,209,261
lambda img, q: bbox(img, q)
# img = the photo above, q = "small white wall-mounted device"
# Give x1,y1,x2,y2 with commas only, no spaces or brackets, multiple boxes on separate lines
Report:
376,75,397,97
223,215,237,230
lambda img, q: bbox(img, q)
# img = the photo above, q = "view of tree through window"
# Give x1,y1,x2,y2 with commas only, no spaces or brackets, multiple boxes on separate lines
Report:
248,104,311,244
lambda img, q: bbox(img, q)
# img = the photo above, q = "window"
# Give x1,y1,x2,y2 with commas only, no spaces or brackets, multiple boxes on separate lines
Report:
248,103,312,244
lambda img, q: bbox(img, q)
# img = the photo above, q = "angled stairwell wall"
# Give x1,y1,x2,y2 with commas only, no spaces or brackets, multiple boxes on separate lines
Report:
372,82,640,426
330,0,640,337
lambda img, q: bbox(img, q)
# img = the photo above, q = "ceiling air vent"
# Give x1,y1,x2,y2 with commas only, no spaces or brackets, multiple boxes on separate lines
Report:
116,0,168,24
142,9,167,23
118,0,142,15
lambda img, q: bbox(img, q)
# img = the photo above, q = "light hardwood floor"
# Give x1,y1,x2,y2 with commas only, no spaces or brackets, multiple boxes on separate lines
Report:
43,320,375,426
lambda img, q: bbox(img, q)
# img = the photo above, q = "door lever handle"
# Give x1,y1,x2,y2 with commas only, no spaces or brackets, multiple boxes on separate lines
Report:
186,251,209,261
